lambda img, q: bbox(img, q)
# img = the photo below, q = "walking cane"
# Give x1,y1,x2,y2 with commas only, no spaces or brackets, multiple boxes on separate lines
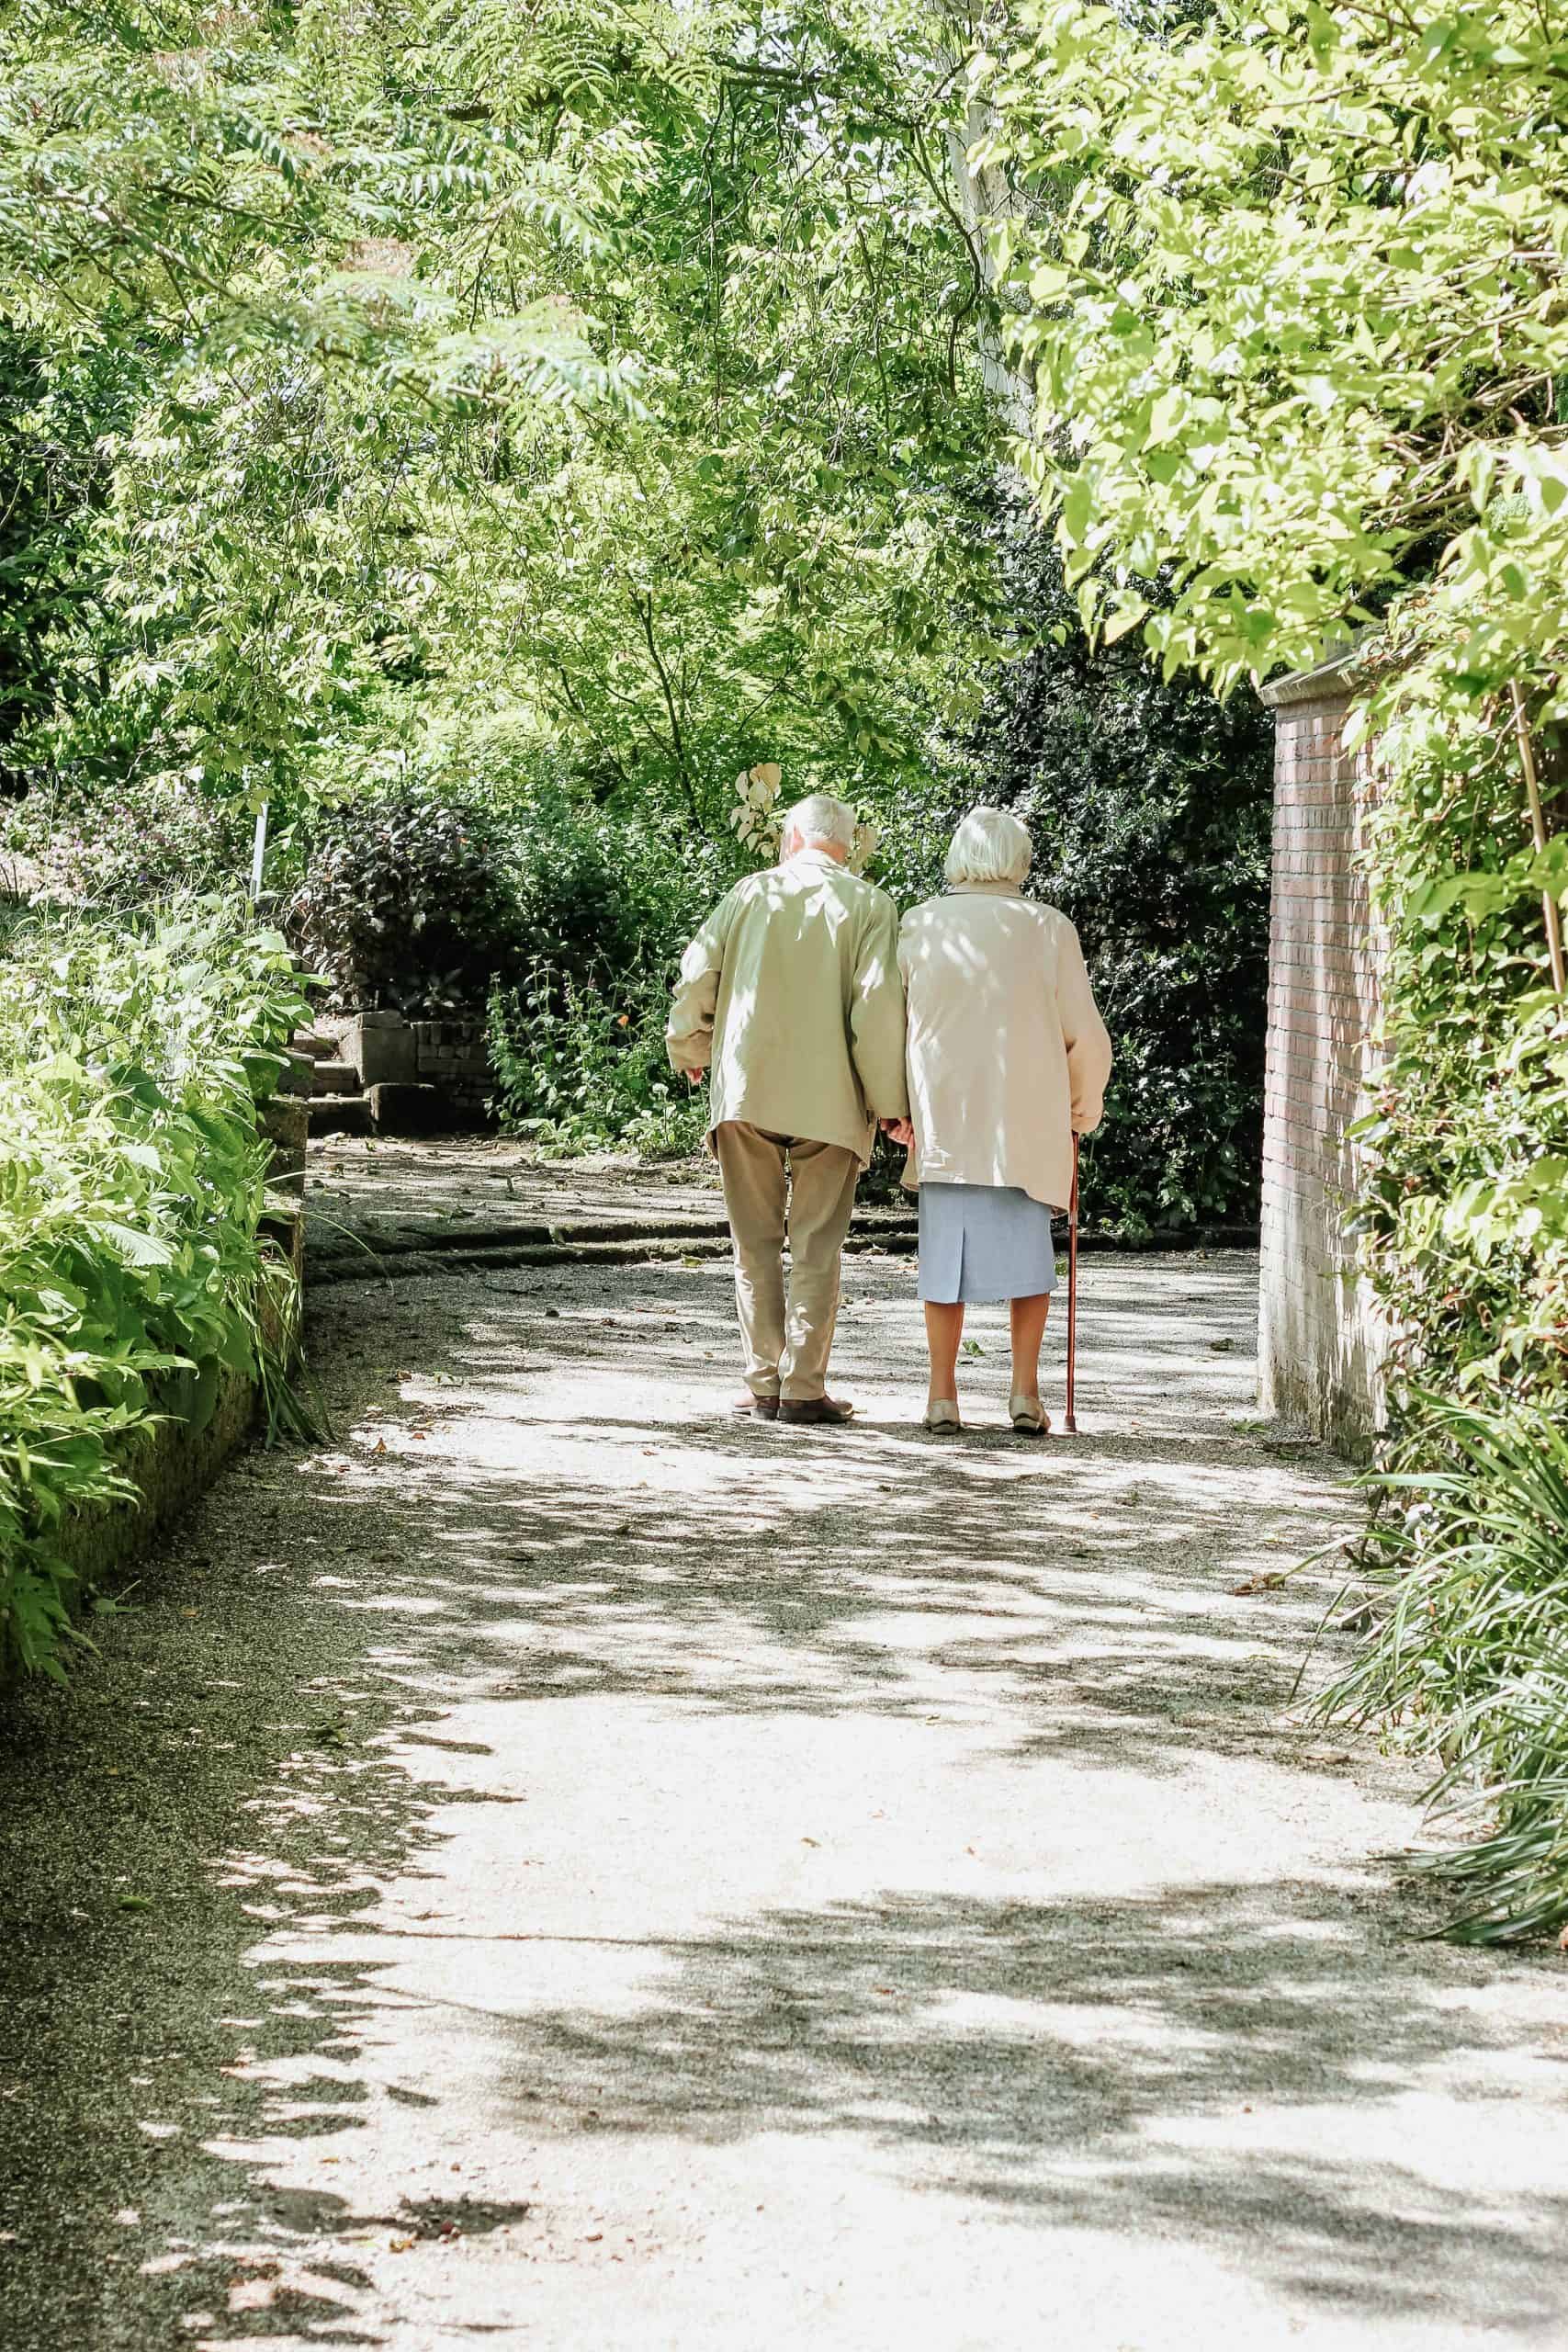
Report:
1063,1133,1080,1436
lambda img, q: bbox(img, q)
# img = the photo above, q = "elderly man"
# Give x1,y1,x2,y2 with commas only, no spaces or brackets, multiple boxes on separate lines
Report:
667,792,908,1426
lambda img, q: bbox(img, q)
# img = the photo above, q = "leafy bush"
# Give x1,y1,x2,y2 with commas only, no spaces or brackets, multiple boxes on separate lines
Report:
342,744,730,1157
1314,1391,1568,1944
505,781,732,989
970,520,1274,1236
0,898,310,1681
283,780,525,1015
283,753,732,1023
4,778,253,908
0,329,135,795
488,962,706,1159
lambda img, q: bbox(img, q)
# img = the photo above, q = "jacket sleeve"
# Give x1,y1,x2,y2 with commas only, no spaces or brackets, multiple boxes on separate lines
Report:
849,889,909,1121
1057,918,1112,1134
667,893,731,1075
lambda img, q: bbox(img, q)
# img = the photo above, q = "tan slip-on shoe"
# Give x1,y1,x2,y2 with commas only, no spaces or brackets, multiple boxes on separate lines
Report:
778,1396,855,1426
1010,1393,1050,1436
923,1399,962,1434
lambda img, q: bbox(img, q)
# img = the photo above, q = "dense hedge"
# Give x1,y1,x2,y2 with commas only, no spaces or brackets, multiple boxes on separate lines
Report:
0,899,309,1681
970,523,1275,1235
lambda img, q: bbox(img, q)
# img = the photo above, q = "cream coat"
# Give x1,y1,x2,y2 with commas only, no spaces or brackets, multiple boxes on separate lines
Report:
898,883,1112,1210
667,849,909,1164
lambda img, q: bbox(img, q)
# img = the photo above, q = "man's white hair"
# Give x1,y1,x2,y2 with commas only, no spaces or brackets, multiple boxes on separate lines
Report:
944,805,1033,888
782,793,858,854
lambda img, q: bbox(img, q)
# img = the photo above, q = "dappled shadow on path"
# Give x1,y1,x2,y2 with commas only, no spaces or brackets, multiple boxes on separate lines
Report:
283,1255,1353,1781
6,1251,1564,2347
455,1878,1567,2326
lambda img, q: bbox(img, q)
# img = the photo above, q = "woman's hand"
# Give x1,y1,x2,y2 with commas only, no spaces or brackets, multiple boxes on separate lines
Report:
881,1116,915,1148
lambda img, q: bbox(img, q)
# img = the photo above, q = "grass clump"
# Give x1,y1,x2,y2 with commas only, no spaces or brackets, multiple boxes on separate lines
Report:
1315,1391,1568,1945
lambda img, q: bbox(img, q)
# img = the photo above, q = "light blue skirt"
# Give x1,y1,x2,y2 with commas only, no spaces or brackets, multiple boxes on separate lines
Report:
917,1182,1059,1305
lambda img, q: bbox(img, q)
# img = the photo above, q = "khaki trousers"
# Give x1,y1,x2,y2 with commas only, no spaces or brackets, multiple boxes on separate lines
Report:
714,1122,861,1402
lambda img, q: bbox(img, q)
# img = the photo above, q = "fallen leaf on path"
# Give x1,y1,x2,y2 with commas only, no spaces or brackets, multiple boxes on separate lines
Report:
800,1836,819,1848
1230,1574,1286,1595
1209,1337,1235,1352
227,2279,276,2313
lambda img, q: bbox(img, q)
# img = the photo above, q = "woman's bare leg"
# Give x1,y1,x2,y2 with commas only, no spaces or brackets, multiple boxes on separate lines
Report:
923,1301,964,1408
1009,1292,1052,1401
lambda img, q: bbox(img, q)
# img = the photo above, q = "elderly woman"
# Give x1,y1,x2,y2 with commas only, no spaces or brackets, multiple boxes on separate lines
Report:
894,807,1112,1435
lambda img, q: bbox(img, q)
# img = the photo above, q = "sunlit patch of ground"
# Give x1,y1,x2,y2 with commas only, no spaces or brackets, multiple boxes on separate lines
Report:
3,1242,1565,2351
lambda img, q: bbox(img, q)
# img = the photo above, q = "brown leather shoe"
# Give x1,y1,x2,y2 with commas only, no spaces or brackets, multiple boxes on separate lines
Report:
733,1393,780,1419
778,1396,855,1425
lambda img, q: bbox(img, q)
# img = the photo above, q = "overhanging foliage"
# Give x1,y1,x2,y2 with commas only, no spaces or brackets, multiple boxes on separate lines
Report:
982,0,1568,1938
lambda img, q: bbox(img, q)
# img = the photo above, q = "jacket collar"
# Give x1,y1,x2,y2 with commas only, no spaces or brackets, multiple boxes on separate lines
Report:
949,880,1023,899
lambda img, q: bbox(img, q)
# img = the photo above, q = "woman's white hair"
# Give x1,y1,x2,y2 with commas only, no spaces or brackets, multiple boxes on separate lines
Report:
782,793,858,853
944,805,1032,888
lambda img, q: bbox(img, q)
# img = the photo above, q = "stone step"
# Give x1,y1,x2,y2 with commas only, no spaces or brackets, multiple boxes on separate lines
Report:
310,1093,374,1139
259,1093,310,1182
290,1030,338,1060
312,1057,360,1096
367,1081,444,1136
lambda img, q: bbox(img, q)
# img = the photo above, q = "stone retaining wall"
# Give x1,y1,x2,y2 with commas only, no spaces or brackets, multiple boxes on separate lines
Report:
51,1364,258,1590
41,1187,303,1618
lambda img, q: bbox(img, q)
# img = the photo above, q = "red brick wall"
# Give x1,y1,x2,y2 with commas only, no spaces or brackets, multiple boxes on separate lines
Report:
1258,658,1386,1452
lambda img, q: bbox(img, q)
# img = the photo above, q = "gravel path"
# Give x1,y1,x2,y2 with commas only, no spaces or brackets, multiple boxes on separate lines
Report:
299,1134,726,1250
3,1240,1565,2350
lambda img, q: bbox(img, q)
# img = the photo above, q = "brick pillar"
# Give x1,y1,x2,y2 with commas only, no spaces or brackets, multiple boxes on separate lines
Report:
1257,654,1386,1453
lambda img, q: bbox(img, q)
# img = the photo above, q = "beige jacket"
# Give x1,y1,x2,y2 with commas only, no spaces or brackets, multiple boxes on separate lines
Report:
898,884,1112,1209
667,849,909,1164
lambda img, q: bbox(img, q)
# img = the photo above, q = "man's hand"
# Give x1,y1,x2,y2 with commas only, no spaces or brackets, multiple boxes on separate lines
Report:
687,1066,707,1086
881,1116,914,1148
